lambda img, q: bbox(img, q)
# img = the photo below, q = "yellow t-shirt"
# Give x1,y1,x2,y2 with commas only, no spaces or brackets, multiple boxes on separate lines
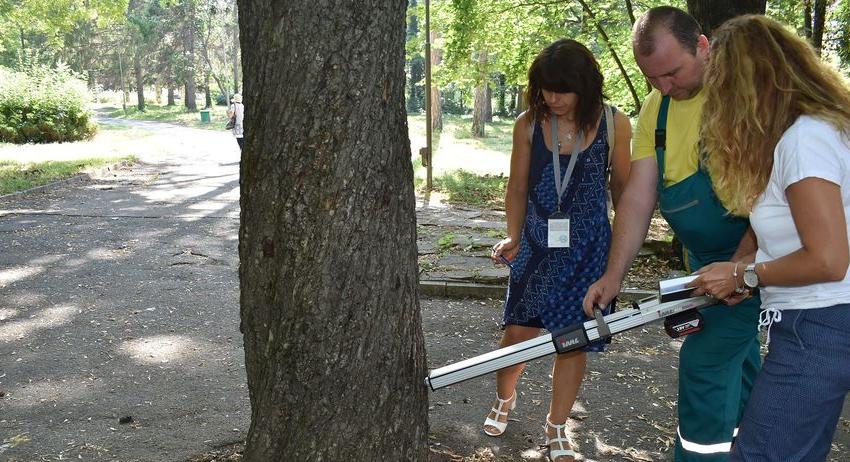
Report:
632,88,704,186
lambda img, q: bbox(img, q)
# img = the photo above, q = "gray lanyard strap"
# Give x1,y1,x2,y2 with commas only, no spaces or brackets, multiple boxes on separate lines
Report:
551,113,585,210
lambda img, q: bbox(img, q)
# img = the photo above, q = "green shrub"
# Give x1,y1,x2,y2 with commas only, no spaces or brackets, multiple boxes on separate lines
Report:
0,64,97,143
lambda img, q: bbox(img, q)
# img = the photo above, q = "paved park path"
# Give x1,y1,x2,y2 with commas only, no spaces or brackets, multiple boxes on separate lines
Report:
0,119,247,461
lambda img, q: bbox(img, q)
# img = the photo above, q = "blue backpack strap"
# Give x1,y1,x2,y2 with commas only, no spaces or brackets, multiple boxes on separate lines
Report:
655,95,671,191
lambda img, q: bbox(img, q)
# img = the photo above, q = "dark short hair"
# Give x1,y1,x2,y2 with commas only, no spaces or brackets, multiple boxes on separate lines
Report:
633,6,702,56
526,39,604,133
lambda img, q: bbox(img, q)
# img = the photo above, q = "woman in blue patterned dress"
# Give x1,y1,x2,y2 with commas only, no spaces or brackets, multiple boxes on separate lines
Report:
485,39,632,461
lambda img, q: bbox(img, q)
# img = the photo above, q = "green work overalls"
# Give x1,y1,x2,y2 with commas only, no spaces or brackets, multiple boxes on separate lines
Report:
655,95,761,461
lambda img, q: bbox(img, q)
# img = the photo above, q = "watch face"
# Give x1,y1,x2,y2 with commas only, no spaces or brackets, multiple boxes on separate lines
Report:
744,270,759,288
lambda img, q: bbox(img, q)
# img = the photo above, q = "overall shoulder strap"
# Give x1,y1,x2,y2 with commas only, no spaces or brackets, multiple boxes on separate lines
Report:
655,95,671,188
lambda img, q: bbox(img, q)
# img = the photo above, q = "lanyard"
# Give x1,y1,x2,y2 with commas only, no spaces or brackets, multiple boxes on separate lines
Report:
551,113,585,210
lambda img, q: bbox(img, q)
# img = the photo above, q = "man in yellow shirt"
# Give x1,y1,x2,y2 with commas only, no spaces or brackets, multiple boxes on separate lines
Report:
584,7,761,461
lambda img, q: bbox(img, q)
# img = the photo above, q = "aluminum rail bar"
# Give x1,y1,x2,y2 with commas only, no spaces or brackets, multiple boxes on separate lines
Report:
426,295,712,391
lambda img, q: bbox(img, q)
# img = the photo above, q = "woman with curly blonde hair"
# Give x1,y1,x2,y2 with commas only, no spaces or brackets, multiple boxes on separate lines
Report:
690,15,850,461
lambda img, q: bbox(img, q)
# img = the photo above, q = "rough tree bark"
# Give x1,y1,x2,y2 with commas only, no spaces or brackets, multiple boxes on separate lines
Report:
686,0,766,38
237,1,428,460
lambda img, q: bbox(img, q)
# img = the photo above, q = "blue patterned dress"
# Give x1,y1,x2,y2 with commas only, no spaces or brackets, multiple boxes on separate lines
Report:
503,111,614,352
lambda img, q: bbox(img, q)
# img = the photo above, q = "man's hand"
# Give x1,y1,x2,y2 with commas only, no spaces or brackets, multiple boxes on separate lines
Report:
583,273,621,317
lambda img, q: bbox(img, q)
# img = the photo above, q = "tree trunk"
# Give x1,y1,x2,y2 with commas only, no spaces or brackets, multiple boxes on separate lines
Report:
495,73,506,117
804,0,813,40
133,44,145,111
184,0,198,111
471,50,488,138
484,83,492,122
204,73,213,108
811,0,827,55
430,30,443,131
472,85,486,137
686,0,766,38
236,1,428,461
516,85,528,114
168,87,176,106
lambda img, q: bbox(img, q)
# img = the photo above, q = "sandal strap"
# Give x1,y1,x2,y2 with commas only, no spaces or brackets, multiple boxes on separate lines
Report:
493,391,515,411
545,418,574,461
483,391,516,436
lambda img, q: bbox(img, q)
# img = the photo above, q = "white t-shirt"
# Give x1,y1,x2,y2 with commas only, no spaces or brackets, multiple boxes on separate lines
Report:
751,115,850,310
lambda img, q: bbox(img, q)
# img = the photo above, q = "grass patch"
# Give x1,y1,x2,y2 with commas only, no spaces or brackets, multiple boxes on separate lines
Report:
106,104,231,131
0,157,135,195
437,232,456,250
448,114,514,153
432,169,507,209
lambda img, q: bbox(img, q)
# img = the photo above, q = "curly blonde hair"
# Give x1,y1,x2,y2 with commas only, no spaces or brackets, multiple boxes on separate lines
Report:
703,15,850,216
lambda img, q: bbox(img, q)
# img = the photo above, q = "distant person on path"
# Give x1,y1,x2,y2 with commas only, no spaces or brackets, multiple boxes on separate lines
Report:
488,38,631,461
582,7,761,461
228,93,244,150
689,15,850,461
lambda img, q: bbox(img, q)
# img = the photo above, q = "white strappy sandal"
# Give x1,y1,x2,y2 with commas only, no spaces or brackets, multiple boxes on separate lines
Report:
544,416,576,461
482,391,516,436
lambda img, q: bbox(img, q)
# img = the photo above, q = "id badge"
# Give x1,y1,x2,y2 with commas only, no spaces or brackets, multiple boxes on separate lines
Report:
548,212,570,248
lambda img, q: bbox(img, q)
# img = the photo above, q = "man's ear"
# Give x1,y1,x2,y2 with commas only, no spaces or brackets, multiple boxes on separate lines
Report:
696,34,710,56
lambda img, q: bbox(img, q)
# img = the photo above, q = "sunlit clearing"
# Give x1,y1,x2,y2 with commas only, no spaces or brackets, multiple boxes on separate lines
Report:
0,305,77,342
119,334,208,364
0,266,43,287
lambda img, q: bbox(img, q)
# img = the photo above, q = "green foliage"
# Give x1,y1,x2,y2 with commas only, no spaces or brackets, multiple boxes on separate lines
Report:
0,65,97,143
0,0,128,68
433,169,507,208
437,232,456,249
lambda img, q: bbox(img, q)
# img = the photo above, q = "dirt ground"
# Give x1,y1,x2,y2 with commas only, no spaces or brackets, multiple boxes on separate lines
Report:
183,295,850,462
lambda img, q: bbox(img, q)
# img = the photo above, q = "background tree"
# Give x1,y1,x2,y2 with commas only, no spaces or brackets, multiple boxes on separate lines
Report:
237,0,428,460
181,0,198,111
686,0,766,37
407,0,425,113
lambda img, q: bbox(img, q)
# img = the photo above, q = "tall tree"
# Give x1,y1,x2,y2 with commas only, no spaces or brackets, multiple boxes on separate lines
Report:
237,0,428,460
686,0,766,37
183,0,198,111
127,0,152,111
801,0,827,55
471,50,488,137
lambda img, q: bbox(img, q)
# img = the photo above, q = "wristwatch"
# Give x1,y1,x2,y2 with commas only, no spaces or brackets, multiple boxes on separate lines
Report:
743,263,760,289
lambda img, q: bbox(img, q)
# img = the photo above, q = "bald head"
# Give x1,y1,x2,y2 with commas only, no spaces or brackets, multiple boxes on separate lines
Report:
633,6,702,57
